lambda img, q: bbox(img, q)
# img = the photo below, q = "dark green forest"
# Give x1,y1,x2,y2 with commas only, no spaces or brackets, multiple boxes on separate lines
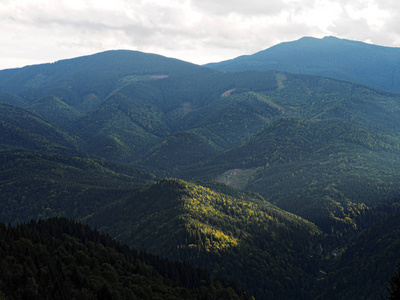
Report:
85,178,322,299
0,218,251,299
0,38,400,299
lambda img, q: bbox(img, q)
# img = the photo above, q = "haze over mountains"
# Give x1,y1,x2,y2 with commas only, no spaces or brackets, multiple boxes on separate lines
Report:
1,36,400,299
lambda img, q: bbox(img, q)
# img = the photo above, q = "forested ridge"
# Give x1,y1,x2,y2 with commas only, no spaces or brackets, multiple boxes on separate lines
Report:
0,218,251,299
206,36,400,93
0,39,400,299
0,149,154,223
199,117,400,232
85,178,322,299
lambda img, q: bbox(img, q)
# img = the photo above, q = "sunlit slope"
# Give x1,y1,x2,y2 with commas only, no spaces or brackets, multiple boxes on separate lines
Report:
86,178,322,300
199,118,400,232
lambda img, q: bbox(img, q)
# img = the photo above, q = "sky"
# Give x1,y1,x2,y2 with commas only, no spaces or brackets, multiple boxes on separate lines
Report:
1,0,399,70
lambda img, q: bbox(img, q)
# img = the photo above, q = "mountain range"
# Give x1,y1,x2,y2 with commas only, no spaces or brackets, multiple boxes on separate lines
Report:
0,36,399,299
206,36,400,93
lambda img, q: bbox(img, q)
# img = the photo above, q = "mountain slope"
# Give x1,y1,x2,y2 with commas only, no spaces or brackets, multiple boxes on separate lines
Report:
1,46,400,299
259,73,400,137
0,102,82,155
0,150,154,223
0,92,27,107
194,118,400,232
24,95,83,129
86,178,322,300
175,90,283,148
139,71,400,180
141,131,223,177
70,92,169,162
0,50,219,112
0,218,251,299
321,212,400,300
206,36,400,93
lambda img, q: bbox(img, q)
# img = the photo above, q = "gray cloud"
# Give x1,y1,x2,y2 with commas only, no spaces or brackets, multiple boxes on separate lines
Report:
328,10,371,38
192,0,287,16
0,0,400,69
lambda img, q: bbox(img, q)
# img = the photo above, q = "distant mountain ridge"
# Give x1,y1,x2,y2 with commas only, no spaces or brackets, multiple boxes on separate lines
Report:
206,36,400,93
0,50,213,112
1,44,400,299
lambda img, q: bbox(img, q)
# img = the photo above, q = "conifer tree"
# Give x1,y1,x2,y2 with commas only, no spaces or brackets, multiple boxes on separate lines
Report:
387,264,400,300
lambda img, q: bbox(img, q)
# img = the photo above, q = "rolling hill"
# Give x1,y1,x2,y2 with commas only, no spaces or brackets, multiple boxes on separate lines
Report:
85,178,322,300
0,43,400,299
69,92,169,163
197,118,400,232
0,50,214,111
0,150,154,223
0,101,82,156
1,49,400,235
24,95,83,130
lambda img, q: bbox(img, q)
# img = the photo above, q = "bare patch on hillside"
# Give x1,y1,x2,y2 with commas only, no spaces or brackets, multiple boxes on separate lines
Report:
276,73,286,90
119,74,169,85
254,92,285,114
216,168,256,190
221,89,236,97
150,75,169,79
182,102,192,116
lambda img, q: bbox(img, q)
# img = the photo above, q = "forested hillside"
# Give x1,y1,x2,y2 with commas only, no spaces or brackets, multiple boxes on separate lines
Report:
0,102,82,155
206,36,400,93
0,150,153,223
85,178,322,300
198,117,400,232
0,45,400,299
320,212,400,299
0,218,251,299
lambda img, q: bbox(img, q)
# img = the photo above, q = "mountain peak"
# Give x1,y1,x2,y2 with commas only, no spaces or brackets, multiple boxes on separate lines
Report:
207,36,400,93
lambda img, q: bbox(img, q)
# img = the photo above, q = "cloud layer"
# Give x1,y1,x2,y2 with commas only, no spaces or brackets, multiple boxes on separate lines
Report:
1,0,399,69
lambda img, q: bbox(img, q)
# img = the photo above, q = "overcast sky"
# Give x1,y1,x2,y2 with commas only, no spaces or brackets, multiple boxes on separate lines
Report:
1,0,399,70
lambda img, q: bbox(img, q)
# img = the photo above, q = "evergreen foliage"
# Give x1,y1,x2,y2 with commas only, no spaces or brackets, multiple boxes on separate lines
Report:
199,117,400,232
0,150,154,223
86,178,322,299
318,213,400,299
0,48,400,299
0,218,251,299
24,95,83,130
69,92,168,162
0,102,81,155
387,264,400,300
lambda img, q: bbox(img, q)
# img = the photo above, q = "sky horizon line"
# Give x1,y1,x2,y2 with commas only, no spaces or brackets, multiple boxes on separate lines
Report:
2,0,400,71
2,34,399,71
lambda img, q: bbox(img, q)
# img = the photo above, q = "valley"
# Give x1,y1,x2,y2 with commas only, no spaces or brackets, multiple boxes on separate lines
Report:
0,36,399,299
